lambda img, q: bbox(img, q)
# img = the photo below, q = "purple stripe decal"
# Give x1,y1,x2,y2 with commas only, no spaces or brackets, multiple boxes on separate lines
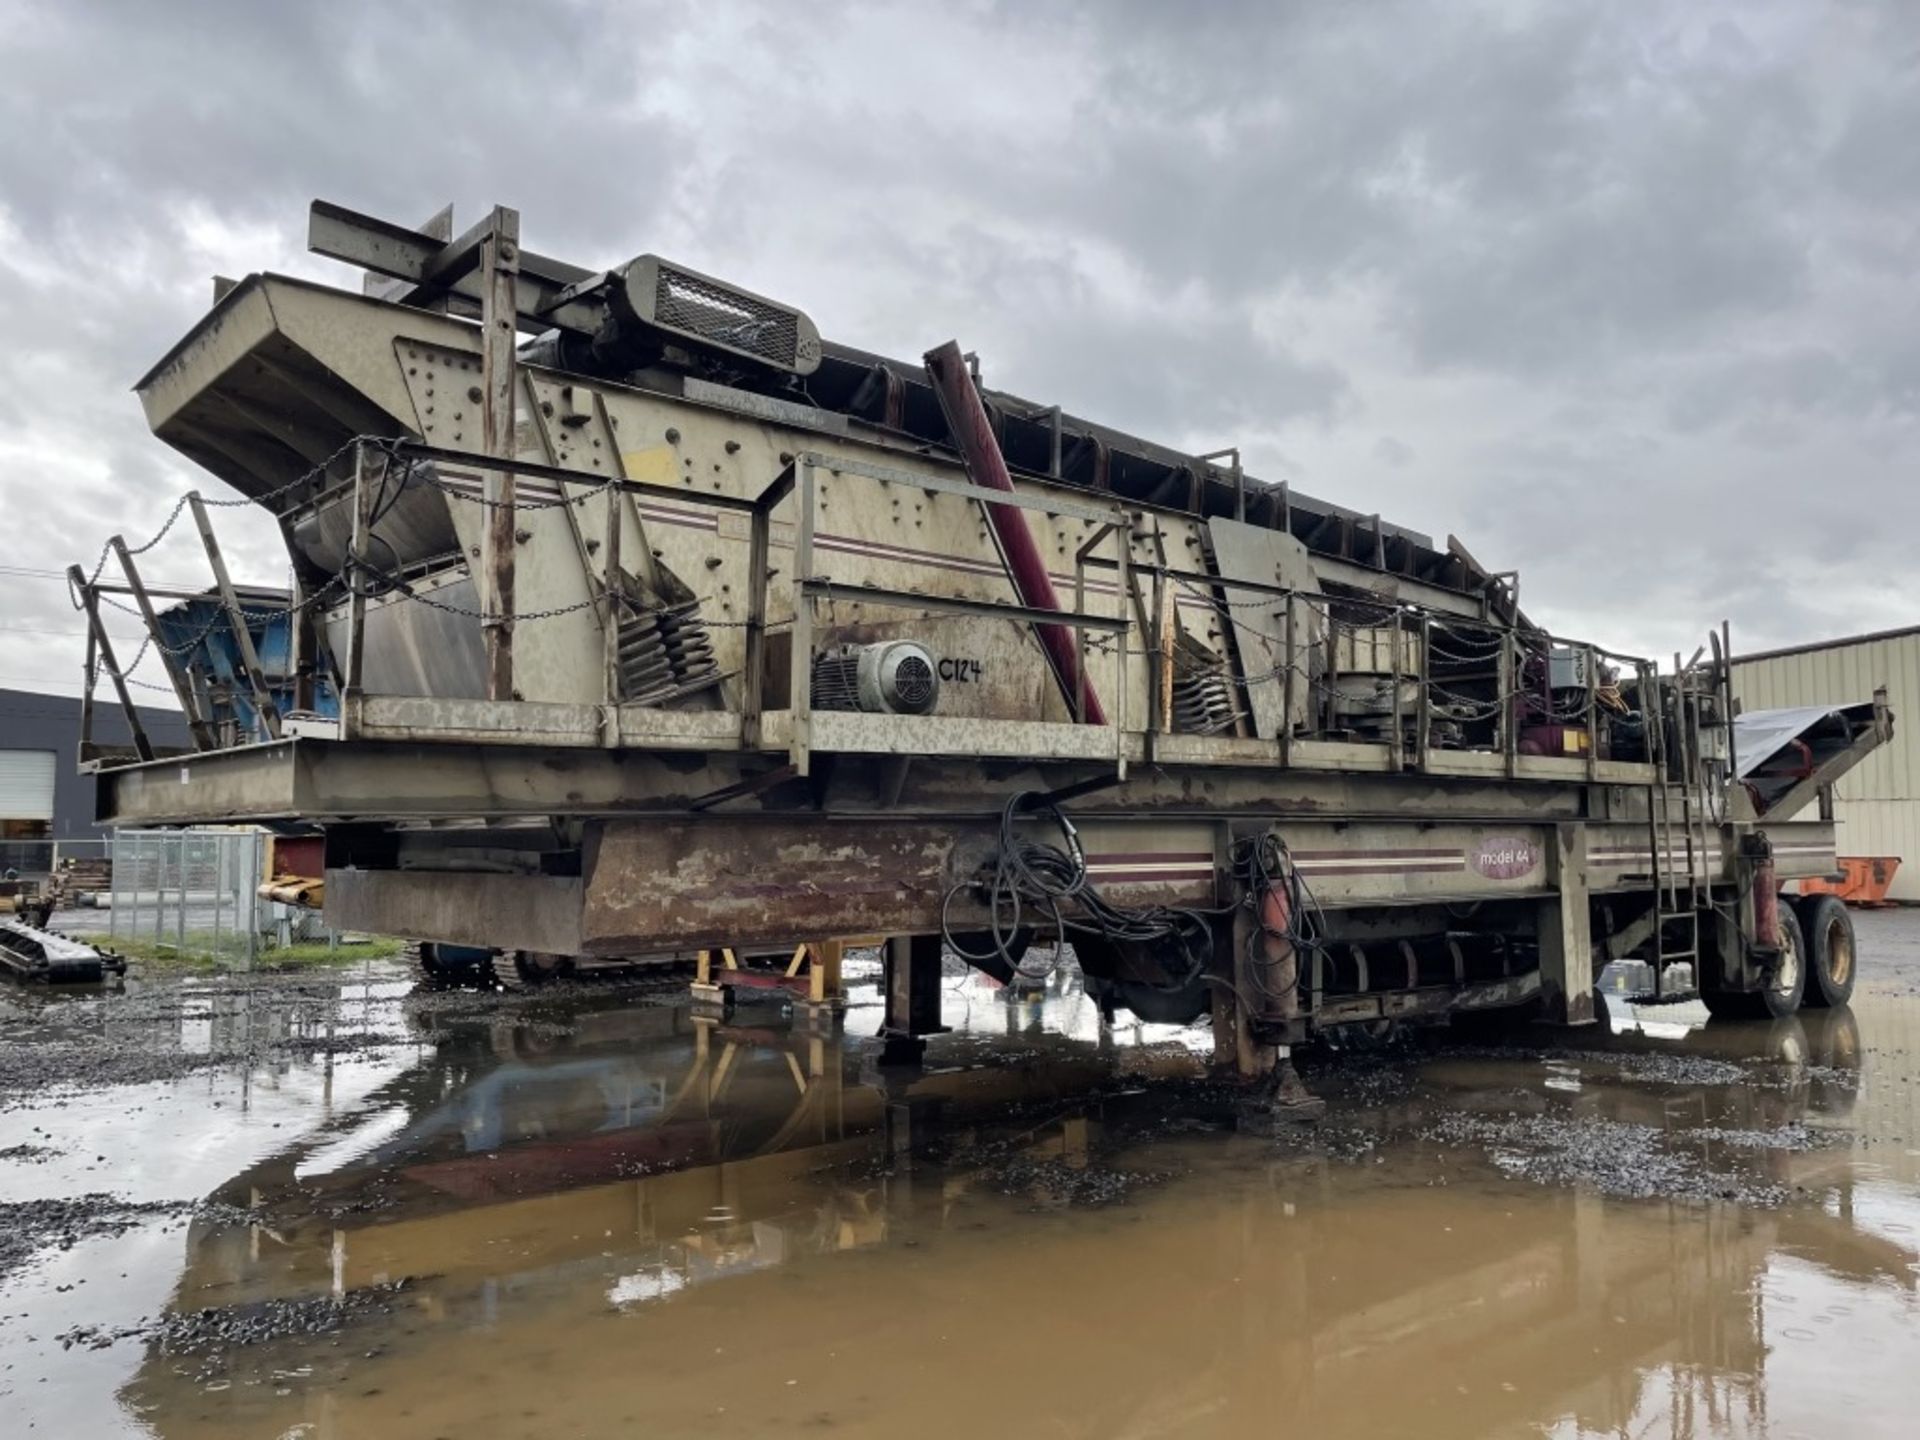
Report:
432,477,1228,615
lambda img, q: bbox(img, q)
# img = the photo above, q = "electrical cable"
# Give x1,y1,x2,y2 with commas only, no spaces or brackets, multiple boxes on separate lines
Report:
1228,831,1334,1005
939,791,1222,988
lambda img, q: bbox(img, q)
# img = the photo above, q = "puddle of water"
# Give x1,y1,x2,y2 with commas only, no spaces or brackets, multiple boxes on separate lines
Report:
1,941,1917,1438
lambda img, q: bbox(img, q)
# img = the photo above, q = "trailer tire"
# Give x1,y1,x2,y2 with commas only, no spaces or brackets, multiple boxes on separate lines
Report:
1701,904,1806,1020
1795,894,1856,1009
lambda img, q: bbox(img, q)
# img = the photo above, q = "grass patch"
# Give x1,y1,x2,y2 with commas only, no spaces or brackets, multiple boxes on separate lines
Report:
112,933,405,973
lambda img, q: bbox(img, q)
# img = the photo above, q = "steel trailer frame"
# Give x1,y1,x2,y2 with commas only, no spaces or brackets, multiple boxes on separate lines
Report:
69,198,1896,1099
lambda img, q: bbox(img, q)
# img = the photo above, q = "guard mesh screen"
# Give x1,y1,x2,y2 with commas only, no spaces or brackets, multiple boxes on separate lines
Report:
892,655,935,711
653,265,801,370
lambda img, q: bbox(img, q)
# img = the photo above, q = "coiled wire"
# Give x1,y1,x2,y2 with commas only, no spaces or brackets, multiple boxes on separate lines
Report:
941,792,1217,986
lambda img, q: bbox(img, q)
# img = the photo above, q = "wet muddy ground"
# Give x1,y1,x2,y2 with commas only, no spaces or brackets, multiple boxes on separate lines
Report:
2,914,1917,1439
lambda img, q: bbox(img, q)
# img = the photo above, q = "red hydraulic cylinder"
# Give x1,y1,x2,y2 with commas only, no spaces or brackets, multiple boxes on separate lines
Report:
1753,858,1779,949
923,341,1107,725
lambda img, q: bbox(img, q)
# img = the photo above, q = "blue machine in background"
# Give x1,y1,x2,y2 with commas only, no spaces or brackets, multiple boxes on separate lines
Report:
153,589,339,745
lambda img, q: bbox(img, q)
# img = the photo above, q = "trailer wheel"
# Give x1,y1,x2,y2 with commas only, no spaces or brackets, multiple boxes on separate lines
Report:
1702,903,1806,1020
1795,894,1856,1009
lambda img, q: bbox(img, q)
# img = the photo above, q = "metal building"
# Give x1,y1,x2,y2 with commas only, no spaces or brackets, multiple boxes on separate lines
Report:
1734,626,1920,902
0,688,191,870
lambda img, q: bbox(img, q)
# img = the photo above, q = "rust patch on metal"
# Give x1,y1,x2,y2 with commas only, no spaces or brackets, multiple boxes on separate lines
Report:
581,817,1000,954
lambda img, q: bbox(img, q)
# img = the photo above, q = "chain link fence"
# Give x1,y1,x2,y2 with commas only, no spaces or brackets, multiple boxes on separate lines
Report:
0,836,111,879
106,828,335,966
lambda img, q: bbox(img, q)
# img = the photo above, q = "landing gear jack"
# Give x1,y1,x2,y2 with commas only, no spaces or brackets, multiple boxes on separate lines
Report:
1234,1051,1327,1131
1211,905,1325,1126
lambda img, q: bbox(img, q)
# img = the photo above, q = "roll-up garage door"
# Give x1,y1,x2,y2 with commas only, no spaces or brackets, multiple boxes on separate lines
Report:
0,749,57,821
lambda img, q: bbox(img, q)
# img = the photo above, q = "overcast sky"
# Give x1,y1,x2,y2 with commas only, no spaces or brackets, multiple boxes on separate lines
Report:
2,0,1917,701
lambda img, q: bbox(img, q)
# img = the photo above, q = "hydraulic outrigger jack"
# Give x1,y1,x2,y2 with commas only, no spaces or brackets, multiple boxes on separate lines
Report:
1235,1053,1327,1130
1210,877,1326,1125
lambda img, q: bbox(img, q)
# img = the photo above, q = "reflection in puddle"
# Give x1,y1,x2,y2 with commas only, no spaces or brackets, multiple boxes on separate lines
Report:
2,954,1917,1439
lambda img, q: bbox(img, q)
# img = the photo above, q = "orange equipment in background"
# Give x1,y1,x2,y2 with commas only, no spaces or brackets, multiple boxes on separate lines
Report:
1798,856,1902,907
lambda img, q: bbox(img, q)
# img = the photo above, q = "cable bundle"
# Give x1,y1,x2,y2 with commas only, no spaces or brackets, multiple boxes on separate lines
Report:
942,792,1215,985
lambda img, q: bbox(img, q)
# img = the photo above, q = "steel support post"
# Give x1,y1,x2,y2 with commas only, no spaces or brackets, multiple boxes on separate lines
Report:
1199,447,1244,521
1281,599,1296,767
1156,574,1176,733
1389,610,1405,770
1501,628,1518,778
1114,519,1131,779
1537,822,1596,1025
602,461,623,704
79,625,97,754
1322,610,1340,736
288,571,315,714
879,933,946,1064
1210,907,1277,1084
342,443,379,705
1720,620,1738,781
111,539,214,749
68,566,153,762
1071,525,1113,727
1415,613,1432,771
789,460,819,775
741,480,776,748
479,205,521,702
187,493,282,739
1584,643,1598,779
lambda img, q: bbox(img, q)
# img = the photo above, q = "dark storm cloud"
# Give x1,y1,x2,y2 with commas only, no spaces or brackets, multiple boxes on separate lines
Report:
0,0,689,249
1011,0,1920,653
1664,346,1867,434
1014,1,1823,371
3,0,1919,692
0,0,694,687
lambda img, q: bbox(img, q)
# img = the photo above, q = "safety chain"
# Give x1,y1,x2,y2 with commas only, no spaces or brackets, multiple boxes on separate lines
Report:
97,633,156,687
352,560,767,630
1169,573,1297,657
1167,574,1404,628
73,433,388,693
1167,572,1293,618
72,435,398,607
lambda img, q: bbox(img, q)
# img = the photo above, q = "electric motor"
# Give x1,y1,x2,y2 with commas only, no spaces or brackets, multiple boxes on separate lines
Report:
811,641,941,715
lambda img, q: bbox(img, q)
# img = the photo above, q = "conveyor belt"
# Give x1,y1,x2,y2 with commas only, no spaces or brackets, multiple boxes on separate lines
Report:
1734,701,1890,818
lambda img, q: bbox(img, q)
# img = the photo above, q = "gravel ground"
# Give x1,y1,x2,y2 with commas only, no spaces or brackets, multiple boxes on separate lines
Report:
55,1279,414,1371
1422,1111,1798,1205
